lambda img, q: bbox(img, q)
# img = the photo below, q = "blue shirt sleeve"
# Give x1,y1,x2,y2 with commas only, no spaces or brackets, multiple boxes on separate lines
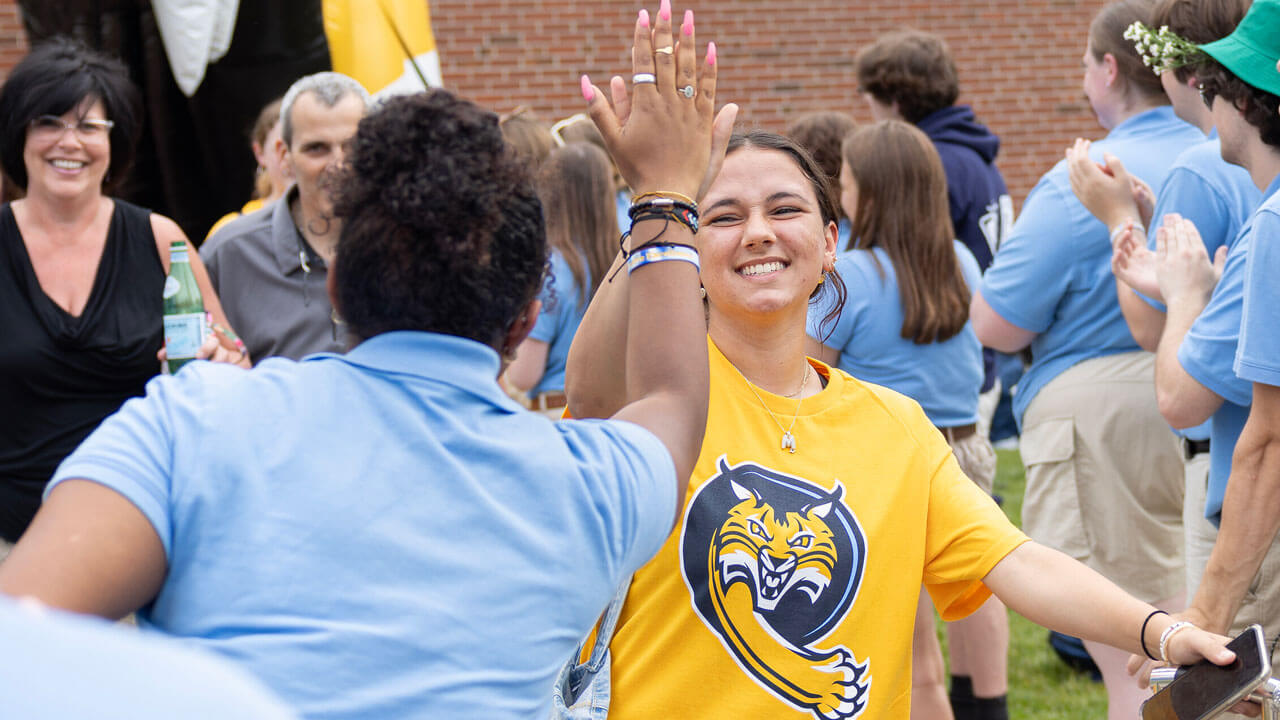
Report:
529,263,570,344
807,253,863,349
979,175,1080,333
557,418,678,576
1177,240,1252,407
1236,206,1280,386
48,367,228,561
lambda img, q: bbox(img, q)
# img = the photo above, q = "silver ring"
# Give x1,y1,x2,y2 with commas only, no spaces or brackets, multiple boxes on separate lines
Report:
632,73,656,85
654,46,674,55
679,85,695,99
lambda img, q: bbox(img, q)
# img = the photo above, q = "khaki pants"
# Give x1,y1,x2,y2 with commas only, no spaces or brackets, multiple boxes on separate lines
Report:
1019,352,1185,603
1183,450,1214,598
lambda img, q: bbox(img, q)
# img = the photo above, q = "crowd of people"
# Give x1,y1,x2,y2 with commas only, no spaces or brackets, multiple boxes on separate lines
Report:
0,0,1279,718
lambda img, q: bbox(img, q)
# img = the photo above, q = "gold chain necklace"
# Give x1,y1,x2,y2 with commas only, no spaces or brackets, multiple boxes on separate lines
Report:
734,361,811,454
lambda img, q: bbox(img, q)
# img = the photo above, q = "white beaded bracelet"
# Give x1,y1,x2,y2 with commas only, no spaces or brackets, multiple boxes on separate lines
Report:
1159,620,1195,664
1109,220,1147,246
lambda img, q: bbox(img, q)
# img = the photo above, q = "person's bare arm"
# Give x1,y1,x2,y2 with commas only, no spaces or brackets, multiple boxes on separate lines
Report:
970,291,1036,353
1187,383,1280,634
0,480,166,620
503,338,550,395
985,542,1233,666
1152,216,1227,429
574,6,737,499
1118,280,1166,352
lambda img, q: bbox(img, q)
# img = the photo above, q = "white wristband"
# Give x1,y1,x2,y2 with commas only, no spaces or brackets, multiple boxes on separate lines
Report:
1159,620,1195,664
1109,221,1146,246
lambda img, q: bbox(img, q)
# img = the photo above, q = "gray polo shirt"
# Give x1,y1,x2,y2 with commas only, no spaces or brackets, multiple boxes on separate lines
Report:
202,190,350,363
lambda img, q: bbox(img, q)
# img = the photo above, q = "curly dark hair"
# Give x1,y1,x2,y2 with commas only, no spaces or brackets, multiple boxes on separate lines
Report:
332,91,547,347
855,30,959,124
1197,59,1280,149
0,36,140,193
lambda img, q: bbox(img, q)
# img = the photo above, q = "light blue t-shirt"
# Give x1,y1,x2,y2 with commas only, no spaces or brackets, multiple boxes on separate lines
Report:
529,250,588,396
1177,219,1257,522
808,241,983,427
1141,133,1261,312
50,331,677,720
0,596,297,720
980,107,1202,427
1236,175,1280,388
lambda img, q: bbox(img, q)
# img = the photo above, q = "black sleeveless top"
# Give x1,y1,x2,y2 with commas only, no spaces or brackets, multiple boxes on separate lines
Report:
0,200,164,541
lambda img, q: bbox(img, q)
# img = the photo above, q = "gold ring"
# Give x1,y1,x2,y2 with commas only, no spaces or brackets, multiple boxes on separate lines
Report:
654,46,674,55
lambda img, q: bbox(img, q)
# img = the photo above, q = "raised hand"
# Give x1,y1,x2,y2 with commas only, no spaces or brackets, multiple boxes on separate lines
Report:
1155,214,1222,307
1111,220,1162,301
581,1,737,202
1065,138,1143,230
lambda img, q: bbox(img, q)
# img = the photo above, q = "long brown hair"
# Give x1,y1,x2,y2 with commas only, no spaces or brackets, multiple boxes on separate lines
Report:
535,143,618,306
843,121,970,344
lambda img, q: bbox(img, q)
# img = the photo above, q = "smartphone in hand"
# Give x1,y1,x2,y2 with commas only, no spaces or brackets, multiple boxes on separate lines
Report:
1141,624,1270,720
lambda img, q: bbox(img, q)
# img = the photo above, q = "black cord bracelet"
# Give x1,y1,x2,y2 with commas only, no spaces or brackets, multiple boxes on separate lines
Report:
1140,609,1168,661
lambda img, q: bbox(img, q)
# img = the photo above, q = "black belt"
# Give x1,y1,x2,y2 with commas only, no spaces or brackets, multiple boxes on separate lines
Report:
1183,438,1211,459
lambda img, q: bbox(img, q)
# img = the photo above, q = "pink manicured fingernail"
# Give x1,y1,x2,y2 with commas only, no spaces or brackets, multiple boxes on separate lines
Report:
638,8,649,27
659,0,671,22
682,9,693,35
580,75,594,101
706,41,716,65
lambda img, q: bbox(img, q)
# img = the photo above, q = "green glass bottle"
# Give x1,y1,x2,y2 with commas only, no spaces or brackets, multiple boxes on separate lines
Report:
162,240,207,374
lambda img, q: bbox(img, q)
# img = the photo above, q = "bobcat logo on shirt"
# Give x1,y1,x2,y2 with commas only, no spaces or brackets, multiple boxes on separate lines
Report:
680,457,870,719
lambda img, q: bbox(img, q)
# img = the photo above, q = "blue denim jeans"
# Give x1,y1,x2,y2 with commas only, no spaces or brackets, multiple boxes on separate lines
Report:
550,576,631,720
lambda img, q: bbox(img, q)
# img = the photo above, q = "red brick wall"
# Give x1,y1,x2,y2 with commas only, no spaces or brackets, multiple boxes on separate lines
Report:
0,0,25,80
428,0,1111,207
0,0,1119,206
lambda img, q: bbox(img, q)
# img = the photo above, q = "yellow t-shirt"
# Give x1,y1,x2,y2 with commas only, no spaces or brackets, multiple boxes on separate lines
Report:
605,337,1028,720
205,198,268,240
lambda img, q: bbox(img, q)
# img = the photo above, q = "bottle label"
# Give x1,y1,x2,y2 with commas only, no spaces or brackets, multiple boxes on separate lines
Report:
164,312,207,359
163,276,181,299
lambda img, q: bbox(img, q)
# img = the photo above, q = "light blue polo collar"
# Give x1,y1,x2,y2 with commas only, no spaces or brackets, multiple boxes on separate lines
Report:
317,330,522,411
1107,106,1179,140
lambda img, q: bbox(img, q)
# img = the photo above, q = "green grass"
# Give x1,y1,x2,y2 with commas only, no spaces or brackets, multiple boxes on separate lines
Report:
935,449,1108,718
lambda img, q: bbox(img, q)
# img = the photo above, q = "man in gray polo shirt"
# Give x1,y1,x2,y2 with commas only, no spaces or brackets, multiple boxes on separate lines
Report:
202,73,371,362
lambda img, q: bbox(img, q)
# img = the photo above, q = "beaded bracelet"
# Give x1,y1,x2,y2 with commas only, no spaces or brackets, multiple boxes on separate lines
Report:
633,190,696,206
1140,609,1168,661
630,198,699,235
1109,220,1146,246
1158,620,1195,664
625,244,700,275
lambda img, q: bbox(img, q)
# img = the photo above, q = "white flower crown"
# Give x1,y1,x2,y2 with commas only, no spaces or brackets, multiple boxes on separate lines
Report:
1124,21,1207,76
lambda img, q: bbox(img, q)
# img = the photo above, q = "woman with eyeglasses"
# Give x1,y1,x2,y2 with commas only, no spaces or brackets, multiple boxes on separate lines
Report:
0,38,244,547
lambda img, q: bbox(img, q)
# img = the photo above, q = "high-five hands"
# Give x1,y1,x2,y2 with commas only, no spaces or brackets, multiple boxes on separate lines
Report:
580,0,737,202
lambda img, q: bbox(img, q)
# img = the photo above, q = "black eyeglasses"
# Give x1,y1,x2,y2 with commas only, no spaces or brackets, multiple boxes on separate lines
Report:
1198,84,1218,109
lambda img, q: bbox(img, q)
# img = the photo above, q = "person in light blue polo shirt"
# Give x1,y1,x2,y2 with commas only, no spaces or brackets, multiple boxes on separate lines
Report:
1063,0,1257,605
1181,0,1280,661
0,596,298,720
0,74,723,720
970,2,1201,714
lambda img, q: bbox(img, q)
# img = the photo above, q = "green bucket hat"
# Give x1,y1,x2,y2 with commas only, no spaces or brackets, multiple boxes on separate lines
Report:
1198,0,1280,97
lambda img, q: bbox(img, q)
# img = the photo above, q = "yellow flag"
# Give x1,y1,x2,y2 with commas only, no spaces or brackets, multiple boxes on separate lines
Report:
323,0,443,96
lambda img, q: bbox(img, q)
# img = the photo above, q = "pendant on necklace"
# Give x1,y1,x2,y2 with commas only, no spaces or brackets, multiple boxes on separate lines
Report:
781,432,796,454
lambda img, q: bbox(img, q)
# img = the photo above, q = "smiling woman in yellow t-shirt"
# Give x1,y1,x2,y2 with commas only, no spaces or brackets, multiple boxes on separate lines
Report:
567,10,1237,714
